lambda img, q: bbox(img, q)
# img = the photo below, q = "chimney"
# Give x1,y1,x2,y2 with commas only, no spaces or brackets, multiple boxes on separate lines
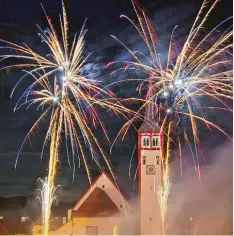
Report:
67,209,72,221
63,217,67,224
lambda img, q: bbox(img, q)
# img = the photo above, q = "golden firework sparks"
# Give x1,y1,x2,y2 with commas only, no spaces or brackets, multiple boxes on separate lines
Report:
0,2,144,235
109,0,233,233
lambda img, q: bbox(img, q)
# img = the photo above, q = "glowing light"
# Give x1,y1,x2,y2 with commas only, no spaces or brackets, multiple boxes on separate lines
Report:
174,79,182,86
59,65,63,71
52,97,58,103
66,71,71,77
169,84,173,89
163,91,169,97
113,224,118,235
166,108,171,113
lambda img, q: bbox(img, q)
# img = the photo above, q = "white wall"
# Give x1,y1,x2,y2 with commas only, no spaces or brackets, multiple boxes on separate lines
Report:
51,216,124,235
140,149,162,235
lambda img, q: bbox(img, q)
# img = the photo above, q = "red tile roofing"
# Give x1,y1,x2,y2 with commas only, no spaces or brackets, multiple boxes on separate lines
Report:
73,187,120,217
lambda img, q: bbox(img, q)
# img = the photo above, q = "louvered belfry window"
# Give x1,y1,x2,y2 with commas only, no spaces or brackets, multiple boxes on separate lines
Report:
142,136,150,147
152,136,159,147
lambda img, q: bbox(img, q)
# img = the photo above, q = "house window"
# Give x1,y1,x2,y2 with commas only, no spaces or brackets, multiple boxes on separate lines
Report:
142,136,150,148
152,136,159,147
143,156,146,165
86,226,98,235
156,156,160,165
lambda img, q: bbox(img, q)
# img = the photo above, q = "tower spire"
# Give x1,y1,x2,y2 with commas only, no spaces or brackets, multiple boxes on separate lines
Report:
140,76,159,131
138,75,162,235
145,76,156,122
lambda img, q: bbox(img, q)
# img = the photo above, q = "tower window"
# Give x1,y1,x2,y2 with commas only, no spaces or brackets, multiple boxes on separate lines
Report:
142,136,150,148
143,156,146,165
150,217,152,222
156,156,160,165
102,185,105,188
152,136,159,147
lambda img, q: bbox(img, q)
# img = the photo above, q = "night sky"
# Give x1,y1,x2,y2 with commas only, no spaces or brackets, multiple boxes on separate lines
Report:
0,0,232,224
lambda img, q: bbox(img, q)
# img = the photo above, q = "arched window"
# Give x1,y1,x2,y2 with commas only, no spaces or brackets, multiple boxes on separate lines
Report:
146,138,150,146
156,156,160,165
142,136,150,148
152,136,160,147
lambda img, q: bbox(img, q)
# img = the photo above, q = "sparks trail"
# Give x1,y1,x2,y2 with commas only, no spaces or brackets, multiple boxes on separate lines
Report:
36,178,61,235
0,2,145,234
109,0,233,233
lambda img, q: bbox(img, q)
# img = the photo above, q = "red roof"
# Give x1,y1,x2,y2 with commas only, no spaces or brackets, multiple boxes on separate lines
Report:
72,171,130,211
73,187,120,217
0,221,10,235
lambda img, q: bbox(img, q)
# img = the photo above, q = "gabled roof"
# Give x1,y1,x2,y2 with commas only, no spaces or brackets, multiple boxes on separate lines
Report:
73,187,120,217
2,219,31,234
0,221,10,235
72,171,130,213
138,120,160,132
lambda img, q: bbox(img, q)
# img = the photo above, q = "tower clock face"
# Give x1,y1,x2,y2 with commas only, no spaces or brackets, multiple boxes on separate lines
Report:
146,165,156,175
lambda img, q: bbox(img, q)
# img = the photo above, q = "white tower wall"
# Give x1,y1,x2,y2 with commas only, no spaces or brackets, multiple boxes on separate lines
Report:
139,134,162,235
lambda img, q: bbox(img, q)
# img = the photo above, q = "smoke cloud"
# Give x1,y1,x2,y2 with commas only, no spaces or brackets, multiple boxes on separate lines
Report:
167,141,233,235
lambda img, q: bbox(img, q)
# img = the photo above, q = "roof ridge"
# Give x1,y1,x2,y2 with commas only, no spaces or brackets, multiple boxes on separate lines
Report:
72,171,130,211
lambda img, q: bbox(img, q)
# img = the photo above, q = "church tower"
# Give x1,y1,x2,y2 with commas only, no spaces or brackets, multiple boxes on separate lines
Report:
138,80,163,235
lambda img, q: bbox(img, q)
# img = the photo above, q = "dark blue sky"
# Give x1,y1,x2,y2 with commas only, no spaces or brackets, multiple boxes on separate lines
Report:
0,0,232,201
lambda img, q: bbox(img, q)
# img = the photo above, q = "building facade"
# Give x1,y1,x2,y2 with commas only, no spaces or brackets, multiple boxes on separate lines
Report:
138,127,162,235
32,172,135,235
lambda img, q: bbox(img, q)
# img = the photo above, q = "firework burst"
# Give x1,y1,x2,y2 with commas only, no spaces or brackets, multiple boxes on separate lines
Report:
0,2,141,234
109,0,233,233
